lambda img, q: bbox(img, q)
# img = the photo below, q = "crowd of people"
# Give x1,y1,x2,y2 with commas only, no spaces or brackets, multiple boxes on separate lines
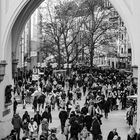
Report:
3,66,139,140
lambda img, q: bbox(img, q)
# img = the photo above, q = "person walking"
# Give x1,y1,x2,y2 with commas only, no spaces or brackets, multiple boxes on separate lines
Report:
22,111,30,123
90,116,102,140
69,119,81,140
13,97,18,115
33,96,38,113
59,107,68,134
42,106,52,124
11,113,22,140
22,118,29,137
104,98,110,119
83,84,87,96
28,118,38,139
84,113,93,132
127,126,137,140
34,111,42,134
107,128,118,140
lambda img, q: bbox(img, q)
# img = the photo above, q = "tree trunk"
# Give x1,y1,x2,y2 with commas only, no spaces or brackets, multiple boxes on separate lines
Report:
67,58,70,76
82,45,84,63
90,44,94,68
58,45,61,69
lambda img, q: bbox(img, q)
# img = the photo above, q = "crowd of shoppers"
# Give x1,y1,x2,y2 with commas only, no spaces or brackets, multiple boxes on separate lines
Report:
3,66,139,140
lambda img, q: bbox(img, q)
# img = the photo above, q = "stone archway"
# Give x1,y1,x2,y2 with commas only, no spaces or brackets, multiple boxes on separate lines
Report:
0,0,140,138
12,0,44,60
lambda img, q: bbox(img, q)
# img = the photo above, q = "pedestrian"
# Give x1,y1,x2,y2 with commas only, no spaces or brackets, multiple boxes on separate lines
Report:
81,103,88,115
22,118,29,137
42,106,52,123
84,113,93,132
90,116,102,140
80,126,89,140
9,129,17,140
41,118,49,138
13,97,18,115
28,118,38,139
107,128,118,140
104,98,110,119
64,119,70,140
59,107,68,134
69,119,81,140
33,96,38,112
11,113,22,140
127,126,137,140
83,84,87,96
34,111,42,134
22,111,30,122
88,101,96,117
66,100,72,117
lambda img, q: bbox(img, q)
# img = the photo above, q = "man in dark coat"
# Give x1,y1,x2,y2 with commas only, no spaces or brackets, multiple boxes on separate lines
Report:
59,107,68,133
83,84,87,96
69,119,81,140
13,98,18,115
34,111,42,133
84,113,93,132
11,113,22,140
91,116,102,140
22,111,30,122
42,106,52,123
104,98,110,119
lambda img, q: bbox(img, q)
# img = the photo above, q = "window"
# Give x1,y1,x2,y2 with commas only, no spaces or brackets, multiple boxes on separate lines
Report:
128,48,131,54
121,48,123,53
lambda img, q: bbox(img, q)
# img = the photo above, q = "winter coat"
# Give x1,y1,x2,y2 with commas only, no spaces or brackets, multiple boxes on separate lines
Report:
91,118,101,135
127,133,137,140
107,131,118,140
41,118,49,133
104,100,110,113
84,114,93,131
42,111,52,123
59,110,68,124
70,121,81,136
11,114,22,129
34,114,42,125
22,113,30,122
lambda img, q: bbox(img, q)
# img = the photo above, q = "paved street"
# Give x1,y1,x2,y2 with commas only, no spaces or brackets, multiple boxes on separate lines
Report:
16,93,130,140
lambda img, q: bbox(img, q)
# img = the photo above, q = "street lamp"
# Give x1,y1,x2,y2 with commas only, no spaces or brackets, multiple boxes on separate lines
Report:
0,60,7,82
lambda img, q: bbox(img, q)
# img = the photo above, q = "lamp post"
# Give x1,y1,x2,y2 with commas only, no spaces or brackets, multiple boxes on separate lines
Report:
0,60,7,82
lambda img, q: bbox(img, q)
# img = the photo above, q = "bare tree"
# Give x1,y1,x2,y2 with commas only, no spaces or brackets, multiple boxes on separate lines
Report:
79,0,118,67
40,0,86,69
